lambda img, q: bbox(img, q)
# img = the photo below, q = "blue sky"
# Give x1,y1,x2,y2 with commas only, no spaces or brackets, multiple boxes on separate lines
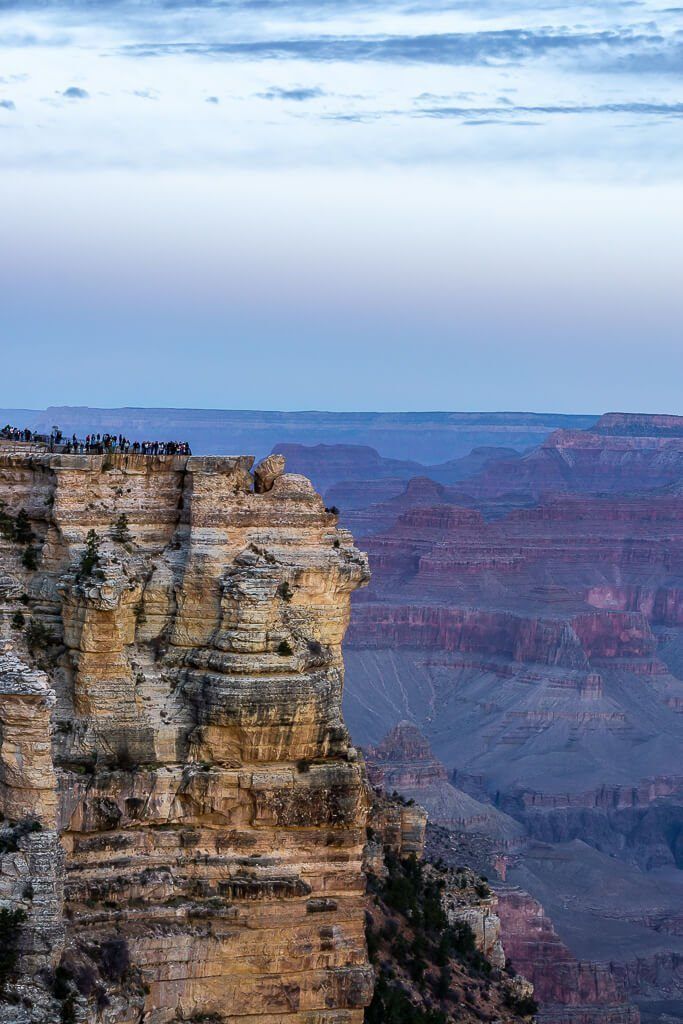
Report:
0,0,681,412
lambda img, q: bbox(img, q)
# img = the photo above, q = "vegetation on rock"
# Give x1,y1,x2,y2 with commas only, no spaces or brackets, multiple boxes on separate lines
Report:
111,513,132,544
365,852,533,1023
78,529,102,579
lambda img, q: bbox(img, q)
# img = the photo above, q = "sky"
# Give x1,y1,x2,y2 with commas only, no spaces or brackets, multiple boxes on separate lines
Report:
0,0,681,413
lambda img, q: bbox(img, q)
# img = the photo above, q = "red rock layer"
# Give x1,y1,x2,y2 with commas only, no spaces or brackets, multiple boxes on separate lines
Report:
496,887,639,1024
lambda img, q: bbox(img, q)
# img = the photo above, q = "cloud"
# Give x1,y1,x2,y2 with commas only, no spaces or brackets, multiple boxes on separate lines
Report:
206,95,220,104
62,86,89,99
322,111,377,121
0,99,15,110
121,27,669,68
597,41,683,74
462,118,541,126
0,31,71,47
257,86,325,100
420,101,683,118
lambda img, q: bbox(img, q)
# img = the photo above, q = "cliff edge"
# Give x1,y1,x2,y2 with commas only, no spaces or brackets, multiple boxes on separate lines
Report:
0,451,372,1023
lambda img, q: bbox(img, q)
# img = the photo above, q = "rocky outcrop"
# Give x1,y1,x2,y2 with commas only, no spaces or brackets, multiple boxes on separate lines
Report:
364,793,535,1024
496,886,639,1024
0,451,372,1023
366,721,449,789
253,453,286,493
0,647,64,1022
592,413,683,438
365,723,524,847
343,483,683,796
440,867,506,969
273,444,522,522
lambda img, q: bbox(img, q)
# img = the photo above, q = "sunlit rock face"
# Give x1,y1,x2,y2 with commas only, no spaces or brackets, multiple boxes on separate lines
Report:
0,451,372,1024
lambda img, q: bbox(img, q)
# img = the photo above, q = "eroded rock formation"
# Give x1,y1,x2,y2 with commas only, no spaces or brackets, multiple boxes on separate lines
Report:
496,886,639,1024
0,451,372,1023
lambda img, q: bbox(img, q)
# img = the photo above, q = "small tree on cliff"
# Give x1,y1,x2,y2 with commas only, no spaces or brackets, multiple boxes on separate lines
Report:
21,546,38,571
78,529,101,580
112,513,132,544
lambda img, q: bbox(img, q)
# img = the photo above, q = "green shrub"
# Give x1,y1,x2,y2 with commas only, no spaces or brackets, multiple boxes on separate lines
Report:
53,965,72,1001
97,937,130,982
366,920,380,963
0,502,15,540
0,819,42,854
53,965,78,1024
504,991,539,1017
446,921,477,957
25,620,55,652
367,845,496,1021
307,639,324,659
435,963,451,999
277,640,293,656
78,529,101,579
21,546,38,571
11,610,25,630
423,880,448,933
0,505,35,546
365,975,447,1024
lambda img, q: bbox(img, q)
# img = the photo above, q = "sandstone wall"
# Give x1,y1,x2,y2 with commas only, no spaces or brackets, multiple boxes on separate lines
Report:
0,452,372,1023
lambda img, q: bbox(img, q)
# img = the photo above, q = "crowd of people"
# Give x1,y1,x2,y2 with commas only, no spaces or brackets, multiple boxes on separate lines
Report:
1,424,35,443
1,424,191,456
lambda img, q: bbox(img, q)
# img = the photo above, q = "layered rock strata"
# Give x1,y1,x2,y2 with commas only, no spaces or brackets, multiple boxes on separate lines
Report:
496,886,640,1024
0,451,372,1023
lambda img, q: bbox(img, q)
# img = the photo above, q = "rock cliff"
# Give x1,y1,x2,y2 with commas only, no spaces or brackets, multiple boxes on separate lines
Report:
496,886,639,1024
0,451,373,1023
363,789,535,1024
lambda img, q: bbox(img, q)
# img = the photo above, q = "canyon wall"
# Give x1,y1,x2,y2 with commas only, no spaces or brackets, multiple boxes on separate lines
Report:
320,414,683,1022
496,887,639,1024
365,722,642,1024
0,450,373,1023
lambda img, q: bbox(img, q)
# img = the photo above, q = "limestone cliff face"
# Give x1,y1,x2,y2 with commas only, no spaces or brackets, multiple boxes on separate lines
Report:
0,451,372,1023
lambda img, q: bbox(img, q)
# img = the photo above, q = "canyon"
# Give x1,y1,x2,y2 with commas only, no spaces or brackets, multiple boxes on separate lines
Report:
278,413,683,1024
0,443,537,1024
2,407,682,1023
